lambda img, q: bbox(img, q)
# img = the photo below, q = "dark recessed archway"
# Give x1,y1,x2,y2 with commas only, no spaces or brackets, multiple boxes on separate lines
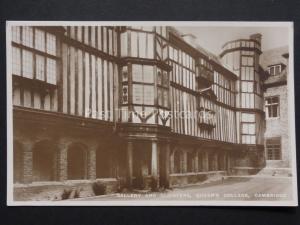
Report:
32,140,57,182
67,143,87,180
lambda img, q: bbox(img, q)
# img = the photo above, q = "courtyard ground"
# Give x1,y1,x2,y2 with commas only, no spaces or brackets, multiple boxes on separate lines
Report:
73,176,294,202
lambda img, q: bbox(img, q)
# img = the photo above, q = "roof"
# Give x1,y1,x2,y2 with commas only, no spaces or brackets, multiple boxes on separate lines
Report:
168,27,238,79
260,45,288,70
260,46,288,86
264,69,287,87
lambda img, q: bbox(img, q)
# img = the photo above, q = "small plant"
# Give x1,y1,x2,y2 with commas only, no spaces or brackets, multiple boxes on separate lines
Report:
61,188,72,200
150,177,158,192
74,188,81,198
92,182,107,195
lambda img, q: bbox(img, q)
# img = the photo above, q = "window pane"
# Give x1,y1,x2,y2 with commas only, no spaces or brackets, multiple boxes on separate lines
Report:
143,65,154,83
241,113,255,122
163,89,169,107
35,29,45,52
22,50,33,78
122,85,128,104
158,88,163,106
122,66,128,82
12,47,21,75
144,85,154,105
12,26,20,43
131,32,138,57
46,58,56,84
162,71,169,87
157,69,162,85
132,84,143,104
46,33,56,55
270,67,275,75
22,26,33,47
275,65,280,75
36,55,45,80
271,105,278,117
272,96,279,103
132,64,143,82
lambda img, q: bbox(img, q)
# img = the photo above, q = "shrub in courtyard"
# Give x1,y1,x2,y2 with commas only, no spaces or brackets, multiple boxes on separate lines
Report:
92,182,107,195
150,177,158,192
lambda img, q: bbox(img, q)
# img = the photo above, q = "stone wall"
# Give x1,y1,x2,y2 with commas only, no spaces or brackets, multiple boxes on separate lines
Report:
264,85,290,167
14,179,119,201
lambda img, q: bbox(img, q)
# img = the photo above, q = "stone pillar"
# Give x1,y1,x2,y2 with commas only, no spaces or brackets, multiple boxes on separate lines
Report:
182,151,187,173
202,152,209,172
194,151,199,173
227,153,231,173
170,150,175,174
23,140,33,183
126,140,133,188
223,153,227,171
58,142,68,181
151,141,158,176
164,142,171,188
88,146,97,180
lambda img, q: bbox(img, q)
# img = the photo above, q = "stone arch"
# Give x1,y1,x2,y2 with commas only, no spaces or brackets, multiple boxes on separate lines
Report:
67,142,88,180
13,141,23,183
32,140,57,182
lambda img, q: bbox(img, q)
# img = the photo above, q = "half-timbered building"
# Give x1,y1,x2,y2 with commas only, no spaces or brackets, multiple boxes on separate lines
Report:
11,26,267,195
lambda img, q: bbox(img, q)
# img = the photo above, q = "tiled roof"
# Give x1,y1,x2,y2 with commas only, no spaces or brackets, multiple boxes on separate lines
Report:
260,46,288,70
260,46,288,86
264,68,287,86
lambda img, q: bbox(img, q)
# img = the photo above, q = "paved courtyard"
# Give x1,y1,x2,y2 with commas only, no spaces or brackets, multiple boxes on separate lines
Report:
74,176,294,202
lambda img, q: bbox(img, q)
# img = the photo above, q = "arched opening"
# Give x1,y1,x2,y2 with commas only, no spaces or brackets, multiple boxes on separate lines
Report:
208,153,214,171
13,141,23,183
96,145,112,178
33,140,57,182
174,150,181,173
67,143,87,180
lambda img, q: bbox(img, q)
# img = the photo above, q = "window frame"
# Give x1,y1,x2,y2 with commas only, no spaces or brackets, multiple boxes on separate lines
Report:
265,96,280,119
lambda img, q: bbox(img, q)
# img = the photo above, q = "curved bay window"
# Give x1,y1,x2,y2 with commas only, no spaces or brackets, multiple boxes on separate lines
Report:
120,64,170,124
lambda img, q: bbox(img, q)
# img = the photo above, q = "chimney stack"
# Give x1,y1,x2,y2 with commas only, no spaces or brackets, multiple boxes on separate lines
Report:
250,33,262,45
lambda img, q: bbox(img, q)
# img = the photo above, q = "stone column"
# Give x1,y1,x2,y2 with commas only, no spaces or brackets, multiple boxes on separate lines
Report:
227,153,231,173
126,140,133,188
194,151,199,173
23,140,33,184
88,145,97,180
151,141,158,176
202,152,209,172
223,153,227,171
151,140,159,189
58,142,68,181
170,149,175,174
182,151,187,173
164,142,171,188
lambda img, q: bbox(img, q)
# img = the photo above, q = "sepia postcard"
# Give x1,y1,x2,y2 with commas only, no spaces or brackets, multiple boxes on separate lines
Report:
6,21,298,206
